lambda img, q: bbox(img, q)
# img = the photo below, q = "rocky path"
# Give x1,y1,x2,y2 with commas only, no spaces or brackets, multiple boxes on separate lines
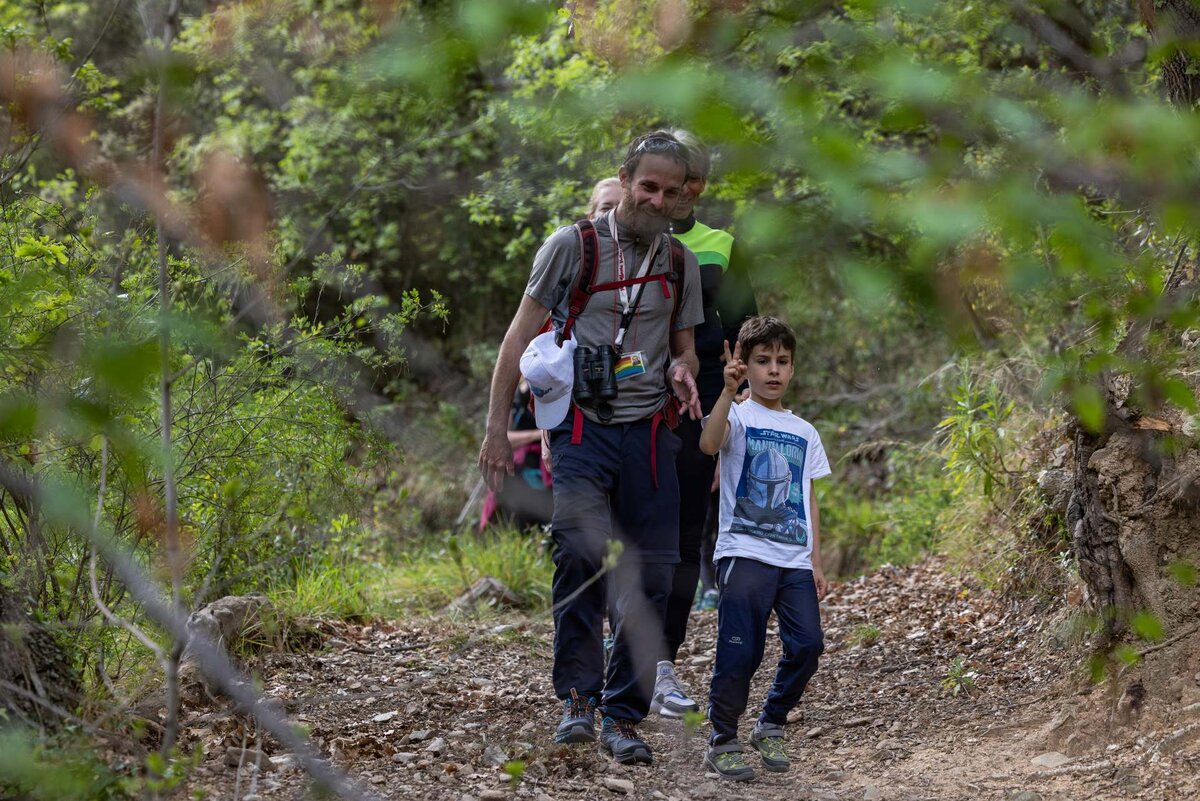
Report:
179,560,1200,801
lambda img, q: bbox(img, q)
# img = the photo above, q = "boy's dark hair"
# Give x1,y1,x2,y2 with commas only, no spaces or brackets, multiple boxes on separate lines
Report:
737,315,796,358
621,130,689,177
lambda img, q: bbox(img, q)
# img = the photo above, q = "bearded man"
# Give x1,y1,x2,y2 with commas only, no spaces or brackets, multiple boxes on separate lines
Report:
479,131,702,765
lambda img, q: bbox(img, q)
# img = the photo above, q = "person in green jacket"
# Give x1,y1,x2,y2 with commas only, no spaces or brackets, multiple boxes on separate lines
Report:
651,130,759,719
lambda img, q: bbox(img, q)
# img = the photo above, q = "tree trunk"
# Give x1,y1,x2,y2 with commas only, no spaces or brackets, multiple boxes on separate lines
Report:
0,582,82,728
1069,428,1136,638
1068,410,1200,645
1065,2,1200,650
1141,0,1200,107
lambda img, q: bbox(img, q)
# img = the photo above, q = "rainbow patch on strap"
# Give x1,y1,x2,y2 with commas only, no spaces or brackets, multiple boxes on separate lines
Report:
614,352,646,380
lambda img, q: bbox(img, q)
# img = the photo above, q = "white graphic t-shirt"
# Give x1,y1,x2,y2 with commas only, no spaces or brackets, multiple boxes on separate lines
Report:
708,399,832,570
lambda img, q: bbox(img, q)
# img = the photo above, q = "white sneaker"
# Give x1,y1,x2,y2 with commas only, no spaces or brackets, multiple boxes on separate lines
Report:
650,660,699,718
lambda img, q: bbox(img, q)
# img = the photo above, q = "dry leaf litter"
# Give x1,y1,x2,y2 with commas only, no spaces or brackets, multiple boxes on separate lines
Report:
173,558,1200,801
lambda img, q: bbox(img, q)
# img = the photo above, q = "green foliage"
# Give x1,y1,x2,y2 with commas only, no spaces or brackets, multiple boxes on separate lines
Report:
1167,559,1197,587
1130,611,1165,643
1113,643,1141,668
819,442,954,575
136,747,205,796
937,363,1014,499
269,556,372,620
0,730,124,801
941,655,977,697
1089,639,1145,682
848,623,882,647
681,709,706,739
0,15,413,737
502,759,525,788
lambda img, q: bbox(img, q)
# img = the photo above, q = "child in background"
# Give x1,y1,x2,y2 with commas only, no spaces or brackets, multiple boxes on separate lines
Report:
697,316,831,781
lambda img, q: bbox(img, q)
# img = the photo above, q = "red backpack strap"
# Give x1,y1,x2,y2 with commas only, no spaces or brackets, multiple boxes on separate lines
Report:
559,219,600,346
660,237,688,419
667,235,686,332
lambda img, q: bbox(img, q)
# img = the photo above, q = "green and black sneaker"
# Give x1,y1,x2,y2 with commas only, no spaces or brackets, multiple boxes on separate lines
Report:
703,741,755,782
749,721,790,772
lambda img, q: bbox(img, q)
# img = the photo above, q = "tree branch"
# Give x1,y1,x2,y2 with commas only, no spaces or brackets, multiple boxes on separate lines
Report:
0,460,379,801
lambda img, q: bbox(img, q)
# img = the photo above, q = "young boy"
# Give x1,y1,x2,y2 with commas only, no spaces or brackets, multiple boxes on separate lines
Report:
697,316,830,781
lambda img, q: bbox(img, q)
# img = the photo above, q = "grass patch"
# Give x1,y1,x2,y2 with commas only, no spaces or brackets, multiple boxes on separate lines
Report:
269,558,372,620
848,622,882,647
375,527,553,614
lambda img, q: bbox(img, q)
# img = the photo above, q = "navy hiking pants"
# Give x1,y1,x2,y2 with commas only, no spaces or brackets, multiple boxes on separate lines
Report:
707,557,824,745
664,413,719,661
548,410,681,722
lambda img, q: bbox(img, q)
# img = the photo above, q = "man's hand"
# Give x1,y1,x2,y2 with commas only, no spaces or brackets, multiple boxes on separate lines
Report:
478,428,514,492
478,295,551,492
669,361,703,420
540,428,553,476
813,564,829,601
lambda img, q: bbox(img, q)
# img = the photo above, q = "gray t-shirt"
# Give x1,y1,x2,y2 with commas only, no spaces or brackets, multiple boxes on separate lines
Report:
525,211,703,424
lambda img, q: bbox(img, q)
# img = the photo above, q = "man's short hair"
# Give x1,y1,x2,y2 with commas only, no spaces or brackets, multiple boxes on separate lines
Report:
621,130,689,177
737,316,797,359
670,129,710,180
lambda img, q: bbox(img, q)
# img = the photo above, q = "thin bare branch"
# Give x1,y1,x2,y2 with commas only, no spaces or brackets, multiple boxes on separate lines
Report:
0,678,113,739
0,461,380,801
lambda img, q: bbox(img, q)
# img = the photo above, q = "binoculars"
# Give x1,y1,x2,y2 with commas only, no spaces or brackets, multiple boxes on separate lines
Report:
573,345,619,422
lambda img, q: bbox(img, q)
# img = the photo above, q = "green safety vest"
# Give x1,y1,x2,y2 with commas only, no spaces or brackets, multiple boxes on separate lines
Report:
673,219,733,272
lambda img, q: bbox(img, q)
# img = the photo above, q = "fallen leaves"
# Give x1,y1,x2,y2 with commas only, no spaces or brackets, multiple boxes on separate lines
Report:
168,559,1200,801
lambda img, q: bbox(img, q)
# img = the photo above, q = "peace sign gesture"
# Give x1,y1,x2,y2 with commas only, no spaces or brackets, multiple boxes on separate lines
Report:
721,340,747,394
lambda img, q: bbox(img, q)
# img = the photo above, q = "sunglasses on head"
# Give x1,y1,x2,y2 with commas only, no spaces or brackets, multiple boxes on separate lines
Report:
631,135,685,157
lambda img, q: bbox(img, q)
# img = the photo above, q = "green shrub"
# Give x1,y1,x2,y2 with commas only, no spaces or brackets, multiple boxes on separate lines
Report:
819,443,954,576
941,656,977,697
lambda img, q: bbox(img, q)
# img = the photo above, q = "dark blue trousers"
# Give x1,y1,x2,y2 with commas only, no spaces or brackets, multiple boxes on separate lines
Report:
707,557,824,745
548,410,681,722
664,413,719,661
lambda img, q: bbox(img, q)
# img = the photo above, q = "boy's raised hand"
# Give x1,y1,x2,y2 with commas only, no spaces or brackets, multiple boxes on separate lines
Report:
721,340,747,394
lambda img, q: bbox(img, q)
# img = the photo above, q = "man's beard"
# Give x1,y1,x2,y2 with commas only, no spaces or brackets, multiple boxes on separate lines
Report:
621,187,670,239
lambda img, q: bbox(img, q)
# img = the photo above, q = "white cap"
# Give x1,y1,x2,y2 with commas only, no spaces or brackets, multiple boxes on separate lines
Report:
519,331,577,430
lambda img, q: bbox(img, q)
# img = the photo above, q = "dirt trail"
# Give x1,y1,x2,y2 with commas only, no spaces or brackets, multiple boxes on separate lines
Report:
180,560,1200,800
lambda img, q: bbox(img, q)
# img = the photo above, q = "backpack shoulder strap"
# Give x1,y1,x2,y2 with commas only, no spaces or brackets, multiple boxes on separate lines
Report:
559,219,600,345
667,234,686,332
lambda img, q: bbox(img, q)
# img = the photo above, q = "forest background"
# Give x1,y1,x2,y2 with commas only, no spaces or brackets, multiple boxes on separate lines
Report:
2,0,1200,796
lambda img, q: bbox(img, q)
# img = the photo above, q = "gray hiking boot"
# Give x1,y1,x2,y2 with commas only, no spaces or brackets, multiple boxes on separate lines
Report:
749,720,789,772
554,688,596,744
599,716,653,765
704,740,755,781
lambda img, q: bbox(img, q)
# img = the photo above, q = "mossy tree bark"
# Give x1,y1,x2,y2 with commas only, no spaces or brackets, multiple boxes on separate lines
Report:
0,581,81,728
1141,0,1200,106
1064,1,1200,646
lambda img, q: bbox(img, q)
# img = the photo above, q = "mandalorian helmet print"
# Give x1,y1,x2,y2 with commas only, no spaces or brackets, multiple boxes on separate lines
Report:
745,449,792,509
